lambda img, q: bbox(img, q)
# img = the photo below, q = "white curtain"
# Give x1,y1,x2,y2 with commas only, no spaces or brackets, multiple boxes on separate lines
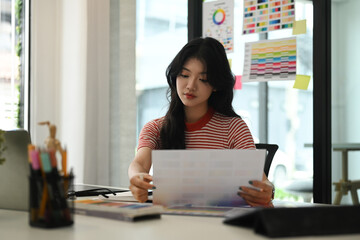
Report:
82,0,111,185
30,0,136,187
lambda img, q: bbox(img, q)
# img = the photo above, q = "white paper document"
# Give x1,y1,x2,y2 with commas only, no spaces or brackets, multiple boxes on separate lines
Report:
152,149,266,207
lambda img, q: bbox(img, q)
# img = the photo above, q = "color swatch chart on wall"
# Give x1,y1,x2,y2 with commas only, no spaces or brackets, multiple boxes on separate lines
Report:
203,0,234,53
242,37,296,82
243,0,295,35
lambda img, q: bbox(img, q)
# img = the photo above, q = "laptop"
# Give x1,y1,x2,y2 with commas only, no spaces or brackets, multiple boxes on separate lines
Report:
0,130,31,211
152,149,266,207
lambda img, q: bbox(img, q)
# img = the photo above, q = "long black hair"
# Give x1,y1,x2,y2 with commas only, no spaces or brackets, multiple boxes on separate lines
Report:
160,37,240,149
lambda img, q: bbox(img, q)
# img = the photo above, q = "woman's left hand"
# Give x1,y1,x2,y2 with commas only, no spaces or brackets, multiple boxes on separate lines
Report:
238,178,274,207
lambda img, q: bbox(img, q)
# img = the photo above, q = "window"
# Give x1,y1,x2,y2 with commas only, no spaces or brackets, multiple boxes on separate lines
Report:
228,0,314,202
27,1,319,195
136,0,188,138
0,0,28,130
267,2,314,202
135,1,315,202
331,0,360,205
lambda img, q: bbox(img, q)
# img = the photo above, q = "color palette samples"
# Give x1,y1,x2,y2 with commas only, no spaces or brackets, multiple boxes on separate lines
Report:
203,0,234,53
213,8,226,25
242,37,296,82
243,0,295,35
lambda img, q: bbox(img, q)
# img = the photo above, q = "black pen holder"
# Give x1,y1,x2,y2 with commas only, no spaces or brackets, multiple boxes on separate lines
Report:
29,174,74,228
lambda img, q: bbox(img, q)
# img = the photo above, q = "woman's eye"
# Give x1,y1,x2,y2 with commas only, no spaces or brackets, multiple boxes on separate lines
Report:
200,79,209,83
179,74,189,78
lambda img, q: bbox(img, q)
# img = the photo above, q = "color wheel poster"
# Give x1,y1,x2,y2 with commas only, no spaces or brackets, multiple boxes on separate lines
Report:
243,0,295,35
242,37,296,82
203,0,234,53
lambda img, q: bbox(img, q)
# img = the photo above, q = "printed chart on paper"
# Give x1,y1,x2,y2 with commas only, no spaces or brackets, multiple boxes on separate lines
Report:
242,37,296,82
243,0,295,35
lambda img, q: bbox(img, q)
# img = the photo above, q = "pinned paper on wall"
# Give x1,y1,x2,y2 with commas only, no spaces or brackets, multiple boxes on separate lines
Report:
243,37,297,82
293,75,310,90
228,58,232,69
203,0,234,53
234,75,242,90
243,0,295,35
292,20,307,35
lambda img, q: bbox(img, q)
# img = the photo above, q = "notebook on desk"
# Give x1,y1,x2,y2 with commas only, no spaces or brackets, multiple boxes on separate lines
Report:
0,130,31,211
152,149,266,207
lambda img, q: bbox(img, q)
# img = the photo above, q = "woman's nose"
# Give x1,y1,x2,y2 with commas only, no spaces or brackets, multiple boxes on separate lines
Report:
186,77,196,91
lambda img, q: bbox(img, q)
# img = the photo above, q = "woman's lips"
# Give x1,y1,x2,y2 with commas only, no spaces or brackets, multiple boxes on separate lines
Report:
185,93,195,99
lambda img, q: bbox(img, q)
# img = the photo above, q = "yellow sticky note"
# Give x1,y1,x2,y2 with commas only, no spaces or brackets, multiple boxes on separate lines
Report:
293,75,311,90
292,20,307,35
228,59,232,69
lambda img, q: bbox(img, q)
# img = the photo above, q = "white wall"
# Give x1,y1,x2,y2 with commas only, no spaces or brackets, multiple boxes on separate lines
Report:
331,0,360,204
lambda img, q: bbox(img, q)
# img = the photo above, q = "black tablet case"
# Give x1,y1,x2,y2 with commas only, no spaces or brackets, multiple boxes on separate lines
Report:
223,205,360,238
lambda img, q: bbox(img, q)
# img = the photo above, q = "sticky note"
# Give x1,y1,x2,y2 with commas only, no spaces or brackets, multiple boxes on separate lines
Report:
292,20,307,35
234,75,242,90
228,59,232,69
293,75,310,90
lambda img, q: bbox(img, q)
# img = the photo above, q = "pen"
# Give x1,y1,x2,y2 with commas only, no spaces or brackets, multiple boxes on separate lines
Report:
40,151,62,222
36,150,49,220
62,148,67,176
49,149,71,221
29,148,40,222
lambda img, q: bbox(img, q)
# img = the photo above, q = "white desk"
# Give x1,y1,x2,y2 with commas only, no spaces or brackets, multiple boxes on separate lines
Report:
1,208,360,240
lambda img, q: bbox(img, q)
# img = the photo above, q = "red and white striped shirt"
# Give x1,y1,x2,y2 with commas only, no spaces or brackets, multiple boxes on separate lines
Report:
137,108,255,150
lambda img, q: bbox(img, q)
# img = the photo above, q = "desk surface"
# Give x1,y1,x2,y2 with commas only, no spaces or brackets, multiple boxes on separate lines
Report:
304,143,360,150
331,143,360,151
1,208,360,240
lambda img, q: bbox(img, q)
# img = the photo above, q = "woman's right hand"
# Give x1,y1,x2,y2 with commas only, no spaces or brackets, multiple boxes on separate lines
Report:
129,173,155,203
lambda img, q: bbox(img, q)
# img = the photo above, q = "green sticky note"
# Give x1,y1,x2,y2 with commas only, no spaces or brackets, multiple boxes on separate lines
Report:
292,20,307,35
293,75,311,90
228,59,232,69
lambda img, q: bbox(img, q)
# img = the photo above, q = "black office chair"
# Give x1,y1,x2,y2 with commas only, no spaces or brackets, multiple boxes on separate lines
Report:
255,143,279,177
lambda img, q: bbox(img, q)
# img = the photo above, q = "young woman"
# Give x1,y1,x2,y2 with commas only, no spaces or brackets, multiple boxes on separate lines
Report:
128,37,274,207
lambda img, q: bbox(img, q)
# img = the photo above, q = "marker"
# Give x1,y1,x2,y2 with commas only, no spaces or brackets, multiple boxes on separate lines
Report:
28,144,35,163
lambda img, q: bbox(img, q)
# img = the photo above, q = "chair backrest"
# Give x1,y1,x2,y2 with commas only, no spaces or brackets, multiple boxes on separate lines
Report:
255,143,279,177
